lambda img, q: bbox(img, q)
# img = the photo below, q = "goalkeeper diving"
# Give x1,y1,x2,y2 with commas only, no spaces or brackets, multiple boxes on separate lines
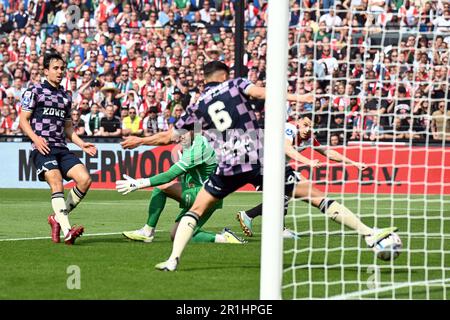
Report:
116,130,246,244
236,113,398,248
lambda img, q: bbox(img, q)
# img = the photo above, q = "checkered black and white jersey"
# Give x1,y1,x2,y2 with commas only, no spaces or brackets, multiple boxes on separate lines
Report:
21,81,72,149
175,78,262,176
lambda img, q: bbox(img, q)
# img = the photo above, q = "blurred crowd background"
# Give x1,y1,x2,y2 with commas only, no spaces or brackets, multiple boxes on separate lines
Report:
0,0,449,145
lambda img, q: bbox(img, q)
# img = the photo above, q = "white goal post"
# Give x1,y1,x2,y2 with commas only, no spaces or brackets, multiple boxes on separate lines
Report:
260,0,290,300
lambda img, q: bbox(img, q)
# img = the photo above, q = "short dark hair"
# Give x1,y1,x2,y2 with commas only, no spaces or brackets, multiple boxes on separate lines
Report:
203,61,230,78
44,50,64,70
298,112,313,121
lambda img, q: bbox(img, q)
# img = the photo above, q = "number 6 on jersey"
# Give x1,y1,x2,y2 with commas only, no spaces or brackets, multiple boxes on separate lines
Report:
208,101,232,132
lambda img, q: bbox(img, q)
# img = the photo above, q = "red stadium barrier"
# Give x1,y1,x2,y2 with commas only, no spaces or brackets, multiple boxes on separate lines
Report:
292,145,450,195
66,144,450,195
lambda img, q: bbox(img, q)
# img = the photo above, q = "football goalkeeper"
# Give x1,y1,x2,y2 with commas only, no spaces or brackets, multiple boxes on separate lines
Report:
116,130,246,244
236,113,397,247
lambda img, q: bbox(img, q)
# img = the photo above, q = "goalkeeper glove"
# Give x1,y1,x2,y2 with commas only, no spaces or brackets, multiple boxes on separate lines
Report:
116,174,151,195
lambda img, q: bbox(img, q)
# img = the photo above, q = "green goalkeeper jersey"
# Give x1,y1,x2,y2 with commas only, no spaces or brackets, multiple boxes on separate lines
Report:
148,134,217,189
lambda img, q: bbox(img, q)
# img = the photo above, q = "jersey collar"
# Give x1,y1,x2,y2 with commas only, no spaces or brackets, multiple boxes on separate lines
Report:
43,80,60,91
204,81,221,89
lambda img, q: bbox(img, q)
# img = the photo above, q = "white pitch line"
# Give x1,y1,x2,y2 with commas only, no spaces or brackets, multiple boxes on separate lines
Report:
0,202,446,212
329,278,450,300
0,231,163,242
1,232,448,242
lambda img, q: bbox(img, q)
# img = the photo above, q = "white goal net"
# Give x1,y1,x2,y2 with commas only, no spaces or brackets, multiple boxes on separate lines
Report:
282,0,450,299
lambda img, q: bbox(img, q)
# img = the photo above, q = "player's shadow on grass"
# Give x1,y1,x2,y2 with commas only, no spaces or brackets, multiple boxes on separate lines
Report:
80,236,131,245
179,264,260,272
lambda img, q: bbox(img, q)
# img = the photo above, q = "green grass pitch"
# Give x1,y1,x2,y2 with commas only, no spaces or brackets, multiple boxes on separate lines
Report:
0,189,449,299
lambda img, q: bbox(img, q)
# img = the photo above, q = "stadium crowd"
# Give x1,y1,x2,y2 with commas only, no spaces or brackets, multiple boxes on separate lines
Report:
0,0,449,144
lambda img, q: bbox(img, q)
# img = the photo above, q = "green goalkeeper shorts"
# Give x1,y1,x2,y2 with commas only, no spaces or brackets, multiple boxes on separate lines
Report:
175,186,223,226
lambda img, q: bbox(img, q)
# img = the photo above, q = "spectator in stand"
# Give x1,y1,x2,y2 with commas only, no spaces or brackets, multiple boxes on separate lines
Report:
99,104,122,137
71,109,86,136
122,106,143,137
158,108,174,132
83,103,104,136
330,113,346,142
0,0,446,144
330,133,342,146
167,87,185,113
171,104,185,123
431,101,450,141
0,105,11,134
143,106,161,137
368,115,387,141
100,82,121,115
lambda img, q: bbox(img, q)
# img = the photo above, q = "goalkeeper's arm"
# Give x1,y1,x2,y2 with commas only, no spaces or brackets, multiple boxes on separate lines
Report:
116,163,186,195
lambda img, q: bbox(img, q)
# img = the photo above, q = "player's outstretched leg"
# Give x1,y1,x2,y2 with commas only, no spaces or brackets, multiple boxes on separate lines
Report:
236,204,297,238
122,187,169,242
155,211,198,271
236,209,255,237
294,180,397,246
155,188,218,271
124,185,183,242
65,164,92,214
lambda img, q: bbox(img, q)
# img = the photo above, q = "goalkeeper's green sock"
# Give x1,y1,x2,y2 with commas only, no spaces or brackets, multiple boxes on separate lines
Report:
191,229,216,243
147,187,167,228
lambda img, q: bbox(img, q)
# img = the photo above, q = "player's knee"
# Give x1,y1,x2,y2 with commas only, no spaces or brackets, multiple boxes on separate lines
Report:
48,180,63,193
46,174,63,192
78,174,92,191
47,177,64,192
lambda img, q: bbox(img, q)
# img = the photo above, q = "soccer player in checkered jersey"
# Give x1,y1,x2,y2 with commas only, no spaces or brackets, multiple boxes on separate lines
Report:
120,61,314,271
19,51,97,245
236,113,398,248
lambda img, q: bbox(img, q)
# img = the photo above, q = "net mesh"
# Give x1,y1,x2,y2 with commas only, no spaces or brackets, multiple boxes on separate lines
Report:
282,1,450,299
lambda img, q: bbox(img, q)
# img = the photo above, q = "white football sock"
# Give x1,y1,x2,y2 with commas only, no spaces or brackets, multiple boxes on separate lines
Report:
325,201,373,236
65,186,86,214
214,234,227,243
168,212,198,261
143,224,154,237
52,192,71,236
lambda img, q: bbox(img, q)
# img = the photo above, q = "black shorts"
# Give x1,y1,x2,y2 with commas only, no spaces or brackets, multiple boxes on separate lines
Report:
30,147,83,182
204,166,298,199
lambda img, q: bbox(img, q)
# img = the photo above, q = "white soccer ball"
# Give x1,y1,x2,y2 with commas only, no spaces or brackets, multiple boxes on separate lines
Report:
373,233,402,261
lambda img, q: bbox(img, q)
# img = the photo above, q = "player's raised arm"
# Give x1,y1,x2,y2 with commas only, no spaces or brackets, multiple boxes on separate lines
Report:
314,146,368,171
285,138,321,168
64,120,97,156
120,127,177,149
246,85,314,103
